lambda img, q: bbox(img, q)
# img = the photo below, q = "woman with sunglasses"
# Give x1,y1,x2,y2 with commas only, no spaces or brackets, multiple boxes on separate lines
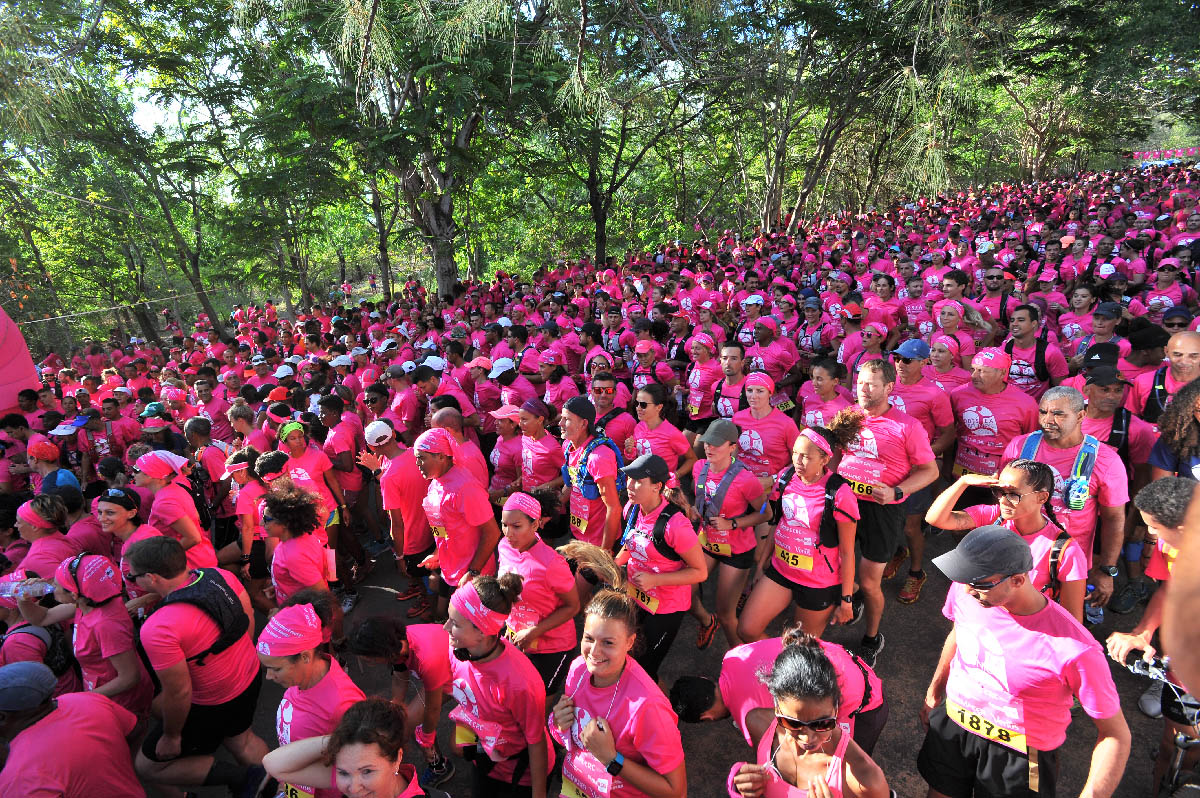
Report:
1144,257,1199,326
846,323,886,388
727,627,889,798
18,552,155,717
133,450,218,570
551,587,687,798
630,383,696,479
925,459,1086,621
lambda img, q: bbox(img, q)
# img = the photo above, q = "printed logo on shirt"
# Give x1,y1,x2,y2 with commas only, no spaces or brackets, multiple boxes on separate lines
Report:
738,429,764,458
847,428,879,460
888,395,907,414
1009,360,1038,389
961,406,999,436
781,493,811,526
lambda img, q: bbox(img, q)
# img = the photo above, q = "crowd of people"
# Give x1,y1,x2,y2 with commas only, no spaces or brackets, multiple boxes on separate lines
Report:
3,161,1200,798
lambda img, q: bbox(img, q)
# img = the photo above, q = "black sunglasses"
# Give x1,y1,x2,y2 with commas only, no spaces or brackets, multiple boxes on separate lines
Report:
966,574,1013,591
774,708,839,734
635,401,652,409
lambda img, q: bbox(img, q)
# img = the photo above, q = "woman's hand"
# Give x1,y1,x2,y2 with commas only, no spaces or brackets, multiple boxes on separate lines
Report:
958,473,998,488
830,600,853,626
552,693,576,731
731,764,768,798
356,451,383,471
629,570,658,591
510,627,541,651
1106,631,1155,665
580,717,617,764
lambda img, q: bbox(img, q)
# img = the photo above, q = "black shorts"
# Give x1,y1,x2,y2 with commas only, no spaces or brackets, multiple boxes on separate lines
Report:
763,565,841,611
1163,685,1200,726
706,546,756,570
141,670,263,761
902,485,934,517
857,501,906,564
527,649,573,694
917,703,1058,798
212,516,239,551
247,539,270,580
403,545,437,580
685,416,716,434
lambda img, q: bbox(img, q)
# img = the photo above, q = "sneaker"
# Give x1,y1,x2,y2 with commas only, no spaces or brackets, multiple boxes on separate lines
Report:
421,756,455,787
1109,580,1151,615
898,572,927,605
1138,680,1164,719
858,633,885,668
350,558,376,586
340,591,360,614
407,595,433,618
696,614,719,650
848,596,865,626
397,581,425,601
882,546,910,581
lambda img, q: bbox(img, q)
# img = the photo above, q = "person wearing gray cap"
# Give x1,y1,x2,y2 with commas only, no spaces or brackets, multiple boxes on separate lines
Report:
684,418,769,650
0,661,147,796
1067,302,1126,372
919,525,1129,798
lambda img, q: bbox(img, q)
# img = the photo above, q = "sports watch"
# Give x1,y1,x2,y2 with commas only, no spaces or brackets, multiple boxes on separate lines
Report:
1098,565,1119,577
606,753,625,776
893,486,905,503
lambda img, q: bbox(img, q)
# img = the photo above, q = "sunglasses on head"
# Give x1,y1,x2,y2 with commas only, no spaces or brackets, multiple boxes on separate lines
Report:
774,708,839,734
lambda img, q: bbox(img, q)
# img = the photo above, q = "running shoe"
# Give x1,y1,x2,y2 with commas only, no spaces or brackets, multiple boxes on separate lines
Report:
420,757,455,788
340,591,360,615
696,614,719,650
858,633,885,668
407,595,433,618
898,572,927,604
397,580,425,601
881,546,909,581
1108,580,1151,615
1138,680,1164,719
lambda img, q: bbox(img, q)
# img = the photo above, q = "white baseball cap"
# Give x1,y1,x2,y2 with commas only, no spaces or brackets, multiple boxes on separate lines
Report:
488,357,515,378
273,365,294,378
364,420,395,446
331,355,353,368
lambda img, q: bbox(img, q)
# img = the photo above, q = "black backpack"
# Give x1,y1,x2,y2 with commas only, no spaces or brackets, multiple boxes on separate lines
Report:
160,569,250,665
771,469,849,549
1042,531,1074,600
1,622,77,678
1106,406,1132,464
621,502,688,561
1143,365,1170,424
1004,337,1049,383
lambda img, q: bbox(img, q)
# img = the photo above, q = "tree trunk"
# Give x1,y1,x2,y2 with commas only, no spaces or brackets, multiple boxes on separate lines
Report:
337,248,347,286
369,177,394,302
131,303,164,346
431,238,458,299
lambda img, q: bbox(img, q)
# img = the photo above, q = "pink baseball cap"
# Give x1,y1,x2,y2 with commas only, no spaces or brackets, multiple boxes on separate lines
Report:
634,340,655,354
488,404,522,421
466,356,493,371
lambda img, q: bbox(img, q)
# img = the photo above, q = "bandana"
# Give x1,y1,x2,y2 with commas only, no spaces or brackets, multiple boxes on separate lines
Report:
256,603,324,657
278,421,306,442
503,492,543,521
449,579,508,636
744,371,776,395
16,502,54,529
414,428,457,457
135,450,189,480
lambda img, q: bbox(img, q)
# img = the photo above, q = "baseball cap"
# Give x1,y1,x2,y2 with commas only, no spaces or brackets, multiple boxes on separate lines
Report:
375,339,399,354
698,418,739,446
273,365,294,379
1082,342,1120,367
49,424,77,436
139,401,165,418
251,354,267,365
350,346,370,356
488,358,515,378
894,339,931,360
488,404,522,421
621,453,670,483
562,395,596,427
364,420,395,446
933,525,1033,584
423,356,447,371
1164,306,1193,322
1085,366,1132,387
634,340,655,355
803,297,822,310
384,364,408,380
331,355,353,368
466,356,493,371
742,294,765,306
0,662,57,711
1092,302,1122,320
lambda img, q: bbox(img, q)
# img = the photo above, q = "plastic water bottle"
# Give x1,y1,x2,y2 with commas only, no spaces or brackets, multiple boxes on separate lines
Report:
0,582,54,600
1084,584,1105,625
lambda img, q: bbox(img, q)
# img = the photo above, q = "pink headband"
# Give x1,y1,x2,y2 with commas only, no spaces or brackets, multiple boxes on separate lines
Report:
256,603,324,657
800,427,833,457
414,428,457,458
449,579,508,636
17,502,54,529
503,492,543,520
744,371,776,394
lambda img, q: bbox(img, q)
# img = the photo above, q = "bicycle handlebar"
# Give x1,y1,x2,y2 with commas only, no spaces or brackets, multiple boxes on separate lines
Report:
1123,650,1171,681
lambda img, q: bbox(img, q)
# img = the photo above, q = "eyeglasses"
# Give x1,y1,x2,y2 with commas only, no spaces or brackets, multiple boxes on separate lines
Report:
130,467,141,475
990,487,1036,504
1165,321,1189,329
895,357,922,364
592,386,615,396
774,708,839,734
262,513,275,524
966,574,1013,591
636,401,651,409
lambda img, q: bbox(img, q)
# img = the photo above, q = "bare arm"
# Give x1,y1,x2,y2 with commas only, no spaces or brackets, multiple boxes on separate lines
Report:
263,734,333,790
92,649,142,699
597,475,623,551
925,475,996,530
931,423,956,458
1080,712,1130,798
922,627,957,727
170,516,203,551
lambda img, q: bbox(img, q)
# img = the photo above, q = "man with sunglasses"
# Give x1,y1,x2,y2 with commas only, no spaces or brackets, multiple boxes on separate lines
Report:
1000,386,1128,608
920,525,1129,798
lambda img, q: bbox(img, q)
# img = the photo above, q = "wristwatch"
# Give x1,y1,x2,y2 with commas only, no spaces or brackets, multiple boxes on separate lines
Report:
840,594,854,604
893,487,905,503
468,568,482,578
1098,565,1119,577
606,752,625,776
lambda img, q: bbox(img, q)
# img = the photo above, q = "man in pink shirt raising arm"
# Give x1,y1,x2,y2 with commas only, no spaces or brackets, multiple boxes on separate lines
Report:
920,526,1129,798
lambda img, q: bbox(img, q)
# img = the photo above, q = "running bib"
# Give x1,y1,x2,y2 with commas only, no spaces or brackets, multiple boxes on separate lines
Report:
951,462,985,478
773,397,795,412
432,525,448,540
281,785,314,798
946,699,1027,753
686,403,700,416
846,480,874,497
454,724,477,746
774,544,813,572
624,581,660,613
569,513,588,535
561,749,613,798
698,528,731,556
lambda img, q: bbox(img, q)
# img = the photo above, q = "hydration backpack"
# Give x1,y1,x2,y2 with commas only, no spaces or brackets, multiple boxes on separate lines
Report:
160,569,250,665
621,502,687,561
562,436,627,500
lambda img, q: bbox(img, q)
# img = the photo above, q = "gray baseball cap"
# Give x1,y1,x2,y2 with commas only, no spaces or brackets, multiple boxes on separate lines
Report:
0,662,57,711
698,418,739,446
932,525,1033,584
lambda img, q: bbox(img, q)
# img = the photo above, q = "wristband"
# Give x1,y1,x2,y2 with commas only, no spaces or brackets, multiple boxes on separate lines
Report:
414,725,436,748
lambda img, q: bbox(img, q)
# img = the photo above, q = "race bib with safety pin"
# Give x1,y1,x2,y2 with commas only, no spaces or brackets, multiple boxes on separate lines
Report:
945,698,1027,753
281,784,315,798
432,525,448,540
846,480,874,497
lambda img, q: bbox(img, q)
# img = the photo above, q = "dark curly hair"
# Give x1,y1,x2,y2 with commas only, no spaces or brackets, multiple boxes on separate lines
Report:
807,406,866,453
323,697,406,766
263,486,321,537
1155,376,1200,462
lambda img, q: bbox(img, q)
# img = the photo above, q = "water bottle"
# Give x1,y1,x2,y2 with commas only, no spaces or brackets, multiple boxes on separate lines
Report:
1084,584,1105,625
0,582,54,600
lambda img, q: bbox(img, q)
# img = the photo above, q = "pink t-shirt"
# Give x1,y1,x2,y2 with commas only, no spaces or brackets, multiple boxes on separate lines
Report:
233,480,267,541
1128,366,1187,418
520,433,566,490
447,640,553,785
599,410,636,454
140,568,259,705
693,462,764,557
949,384,1039,476
1000,434,1128,566
685,359,724,420
497,537,577,653
890,380,954,441
73,600,155,715
801,393,852,430
147,481,217,570
922,365,971,393
286,447,337,519
719,637,883,746
1006,343,1070,399
550,656,683,798
423,464,496,584
380,448,433,556
771,472,859,587
962,505,1088,594
620,499,699,614
565,438,619,545
488,434,523,493
714,378,747,419
198,444,235,518
942,582,1121,750
21,534,81,580
119,525,163,599
1081,413,1158,465
276,659,365,798
404,623,453,692
631,420,690,465
323,422,363,493
733,409,800,477
271,532,328,605
837,407,935,487
0,691,146,798
0,621,82,697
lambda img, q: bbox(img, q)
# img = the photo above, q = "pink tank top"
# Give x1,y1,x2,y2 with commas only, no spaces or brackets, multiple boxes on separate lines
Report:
754,720,851,798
